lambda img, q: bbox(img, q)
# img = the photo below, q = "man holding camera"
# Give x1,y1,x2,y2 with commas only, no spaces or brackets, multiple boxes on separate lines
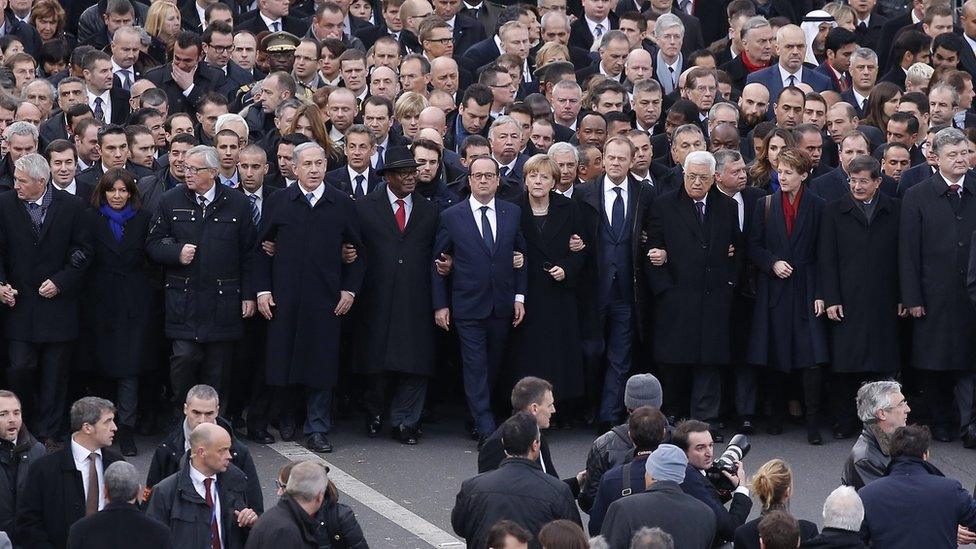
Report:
672,420,752,545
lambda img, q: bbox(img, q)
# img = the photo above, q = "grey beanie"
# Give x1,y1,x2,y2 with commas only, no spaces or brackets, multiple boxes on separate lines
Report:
645,444,687,483
624,374,663,410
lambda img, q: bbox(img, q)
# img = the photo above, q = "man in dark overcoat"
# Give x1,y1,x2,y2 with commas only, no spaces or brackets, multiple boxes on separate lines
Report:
900,128,976,445
255,142,366,454
146,145,257,413
647,150,743,425
819,156,903,437
0,153,92,446
353,147,438,445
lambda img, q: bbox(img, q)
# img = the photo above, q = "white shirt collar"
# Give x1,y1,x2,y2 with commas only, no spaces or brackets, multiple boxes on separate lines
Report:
445,15,456,29
387,186,412,207
70,435,102,466
603,176,628,194
493,156,517,173
853,89,868,107
556,184,574,197
196,1,207,28
245,186,263,200
585,16,609,37
468,195,496,212
87,88,110,104
196,183,218,204
189,462,215,486
111,59,133,75
966,33,976,54
298,181,326,201
53,179,77,195
778,64,802,86
857,14,870,26
463,0,482,8
260,12,282,30
911,9,922,24
943,172,966,187
347,164,370,181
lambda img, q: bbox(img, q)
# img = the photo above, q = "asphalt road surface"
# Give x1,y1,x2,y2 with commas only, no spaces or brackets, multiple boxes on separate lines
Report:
124,409,976,548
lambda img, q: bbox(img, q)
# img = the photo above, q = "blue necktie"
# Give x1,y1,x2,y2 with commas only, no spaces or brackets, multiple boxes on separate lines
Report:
500,166,509,178
93,97,105,122
611,187,624,237
354,174,366,198
247,193,259,226
306,192,315,205
480,205,493,250
375,146,384,171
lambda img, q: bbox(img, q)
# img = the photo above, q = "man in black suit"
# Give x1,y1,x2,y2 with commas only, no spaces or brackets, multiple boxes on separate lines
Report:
720,16,775,94
109,26,143,93
75,125,154,192
840,48,879,119
16,397,125,548
138,133,200,216
237,0,310,36
446,84,494,152
851,0,887,55
430,0,487,55
880,30,931,88
325,125,383,198
40,79,89,149
877,0,924,70
82,51,131,125
46,140,94,202
960,1,976,82
569,0,619,52
576,30,629,86
488,116,529,199
66,461,172,548
0,154,92,448
203,22,255,98
144,31,227,115
817,27,856,93
574,137,655,429
79,0,135,51
354,146,439,445
541,12,595,71
647,150,742,428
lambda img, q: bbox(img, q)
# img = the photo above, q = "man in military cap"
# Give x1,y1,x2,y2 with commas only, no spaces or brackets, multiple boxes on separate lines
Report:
234,32,313,119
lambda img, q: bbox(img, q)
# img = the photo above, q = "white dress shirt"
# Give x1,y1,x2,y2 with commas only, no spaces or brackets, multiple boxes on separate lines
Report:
556,184,574,198
195,183,218,208
387,187,412,223
53,179,78,195
196,1,207,28
731,191,744,230
493,156,518,177
778,65,803,88
70,436,106,512
347,166,371,194
300,182,326,206
966,33,976,57
371,136,389,168
245,186,264,216
444,15,456,31
112,59,135,87
189,464,224,547
585,16,610,39
260,12,283,32
943,172,965,194
603,177,628,225
87,89,113,124
467,196,524,303
852,90,868,110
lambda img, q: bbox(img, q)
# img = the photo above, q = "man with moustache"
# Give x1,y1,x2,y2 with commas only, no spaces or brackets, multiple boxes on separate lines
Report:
354,147,439,445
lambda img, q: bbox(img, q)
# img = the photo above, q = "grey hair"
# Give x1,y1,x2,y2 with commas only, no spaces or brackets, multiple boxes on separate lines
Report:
849,47,878,66
684,150,716,174
498,21,527,41
540,11,568,29
112,25,141,42
930,83,960,109
69,396,115,433
633,78,662,96
14,153,49,182
285,461,329,502
599,30,629,49
629,527,674,549
740,15,770,40
548,141,579,164
22,79,55,101
654,13,684,37
552,79,582,96
672,123,705,144
489,115,523,139
855,380,902,423
185,384,219,405
215,113,250,137
590,536,610,549
135,26,152,47
713,148,743,172
293,142,325,165
275,97,304,118
58,76,86,91
105,461,141,503
5,121,38,141
932,127,967,155
822,486,864,532
708,102,739,123
185,145,219,169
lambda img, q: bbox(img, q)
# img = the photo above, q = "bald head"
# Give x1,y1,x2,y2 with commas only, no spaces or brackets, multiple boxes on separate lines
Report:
188,422,228,451
430,56,458,73
417,127,444,146
418,106,446,133
776,24,807,72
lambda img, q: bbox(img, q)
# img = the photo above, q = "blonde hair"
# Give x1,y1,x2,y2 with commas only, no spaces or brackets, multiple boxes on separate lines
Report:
523,153,561,184
394,91,429,119
145,1,180,42
750,459,793,512
535,42,570,68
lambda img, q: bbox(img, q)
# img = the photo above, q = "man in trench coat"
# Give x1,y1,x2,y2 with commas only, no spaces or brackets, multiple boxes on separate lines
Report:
900,128,976,446
255,142,365,454
353,147,438,445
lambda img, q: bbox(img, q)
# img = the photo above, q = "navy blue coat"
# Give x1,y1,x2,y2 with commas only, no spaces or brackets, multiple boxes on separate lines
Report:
860,458,976,549
746,190,829,371
680,463,752,545
745,66,831,117
809,167,898,204
253,183,365,388
895,162,936,197
431,198,527,320
587,454,649,536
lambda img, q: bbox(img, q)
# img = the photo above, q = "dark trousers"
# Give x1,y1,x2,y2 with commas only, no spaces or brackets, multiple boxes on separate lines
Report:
764,366,822,425
8,340,72,439
734,366,757,417
169,340,234,408
304,386,333,435
663,364,723,421
363,372,428,428
596,300,633,423
115,377,138,427
921,370,976,434
456,316,510,436
830,372,879,431
230,317,272,430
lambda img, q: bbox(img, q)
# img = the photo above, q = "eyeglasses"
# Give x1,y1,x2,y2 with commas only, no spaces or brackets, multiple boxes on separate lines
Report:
470,172,498,180
685,173,712,182
424,37,453,44
848,177,877,187
207,44,233,53
184,166,213,175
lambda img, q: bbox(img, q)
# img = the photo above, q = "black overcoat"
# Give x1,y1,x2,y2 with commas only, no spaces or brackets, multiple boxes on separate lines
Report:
254,183,365,389
83,208,155,378
507,193,586,400
818,193,902,373
746,190,829,371
66,501,172,549
647,186,743,365
901,173,976,371
352,188,438,376
0,189,92,342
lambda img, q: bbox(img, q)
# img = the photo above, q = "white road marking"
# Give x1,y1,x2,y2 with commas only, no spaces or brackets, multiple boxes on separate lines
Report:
268,441,465,548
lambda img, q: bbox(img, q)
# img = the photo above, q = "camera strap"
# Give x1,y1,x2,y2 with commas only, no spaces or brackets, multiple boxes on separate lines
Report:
621,462,632,497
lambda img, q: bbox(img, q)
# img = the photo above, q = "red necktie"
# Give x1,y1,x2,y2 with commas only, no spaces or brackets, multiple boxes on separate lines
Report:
204,478,220,549
395,199,406,232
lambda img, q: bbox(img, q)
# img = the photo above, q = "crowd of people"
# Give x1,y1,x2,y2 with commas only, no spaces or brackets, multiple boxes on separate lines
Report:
0,0,972,543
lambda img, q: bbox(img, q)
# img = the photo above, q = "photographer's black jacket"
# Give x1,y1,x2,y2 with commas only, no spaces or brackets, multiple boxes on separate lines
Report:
680,463,752,544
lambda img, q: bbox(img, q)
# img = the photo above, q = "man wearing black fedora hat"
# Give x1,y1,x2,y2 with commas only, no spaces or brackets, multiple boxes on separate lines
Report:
352,146,440,444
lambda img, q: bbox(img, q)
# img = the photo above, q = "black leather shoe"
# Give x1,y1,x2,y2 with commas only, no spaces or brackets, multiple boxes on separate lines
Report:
807,429,823,445
739,420,755,435
963,426,976,449
278,418,296,441
476,434,488,450
393,425,418,445
248,427,276,445
117,425,137,457
367,415,383,437
306,433,333,453
933,425,953,442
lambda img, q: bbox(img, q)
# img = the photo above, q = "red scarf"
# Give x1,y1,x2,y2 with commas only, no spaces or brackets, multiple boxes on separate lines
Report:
781,186,803,236
741,51,769,73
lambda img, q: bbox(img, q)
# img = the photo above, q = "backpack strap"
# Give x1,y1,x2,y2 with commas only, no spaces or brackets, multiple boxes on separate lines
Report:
621,462,633,497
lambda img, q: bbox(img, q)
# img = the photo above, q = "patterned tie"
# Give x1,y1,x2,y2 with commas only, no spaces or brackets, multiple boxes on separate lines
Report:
119,70,132,92
247,193,260,226
93,97,105,122
594,23,603,38
611,187,624,237
395,199,406,231
85,453,99,516
198,195,208,211
204,478,220,549
787,75,797,88
25,202,43,234
272,21,280,32
354,174,366,198
668,66,676,91
306,191,315,205
499,166,509,178
375,145,385,171
480,205,493,249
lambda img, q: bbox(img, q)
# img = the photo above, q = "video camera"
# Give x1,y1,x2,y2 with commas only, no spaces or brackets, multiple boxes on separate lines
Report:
705,434,750,499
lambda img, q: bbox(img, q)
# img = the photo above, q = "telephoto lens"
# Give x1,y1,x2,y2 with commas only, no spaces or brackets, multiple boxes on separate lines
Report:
705,434,751,498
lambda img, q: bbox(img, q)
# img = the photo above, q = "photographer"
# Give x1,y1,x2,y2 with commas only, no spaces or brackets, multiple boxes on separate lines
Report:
672,420,752,545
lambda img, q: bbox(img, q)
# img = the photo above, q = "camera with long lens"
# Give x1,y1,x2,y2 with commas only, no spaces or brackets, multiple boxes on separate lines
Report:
705,434,751,500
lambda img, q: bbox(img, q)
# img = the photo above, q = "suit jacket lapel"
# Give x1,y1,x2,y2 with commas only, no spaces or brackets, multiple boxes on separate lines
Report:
37,196,60,243
464,203,492,256
373,191,401,235
791,191,811,244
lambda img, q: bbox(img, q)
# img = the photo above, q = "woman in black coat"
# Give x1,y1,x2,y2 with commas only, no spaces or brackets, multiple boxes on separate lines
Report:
83,169,154,456
273,462,368,549
818,156,903,437
746,148,828,444
507,155,586,402
733,459,818,549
